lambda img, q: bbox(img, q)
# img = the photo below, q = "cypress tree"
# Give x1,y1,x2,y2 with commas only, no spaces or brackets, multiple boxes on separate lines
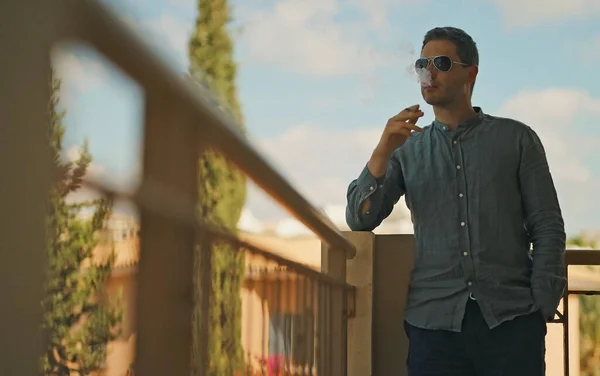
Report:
188,0,247,374
42,72,123,375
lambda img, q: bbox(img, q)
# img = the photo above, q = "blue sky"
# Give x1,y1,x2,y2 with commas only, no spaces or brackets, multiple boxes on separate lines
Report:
54,0,600,236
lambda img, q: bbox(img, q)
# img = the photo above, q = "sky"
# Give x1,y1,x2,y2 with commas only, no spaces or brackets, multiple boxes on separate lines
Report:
53,0,600,236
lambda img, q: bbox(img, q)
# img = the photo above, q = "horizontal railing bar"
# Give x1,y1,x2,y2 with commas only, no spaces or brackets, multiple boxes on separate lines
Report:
567,290,600,296
565,250,600,266
211,228,353,289
81,177,353,288
56,0,356,259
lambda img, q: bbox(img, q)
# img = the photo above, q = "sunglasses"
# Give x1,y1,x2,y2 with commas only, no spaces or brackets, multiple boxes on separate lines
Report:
415,55,470,72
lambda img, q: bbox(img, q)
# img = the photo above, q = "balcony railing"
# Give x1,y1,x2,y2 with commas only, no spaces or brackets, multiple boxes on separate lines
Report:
0,0,355,375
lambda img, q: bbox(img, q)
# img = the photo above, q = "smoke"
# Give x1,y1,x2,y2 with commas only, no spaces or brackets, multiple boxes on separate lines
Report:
417,67,432,87
404,63,432,86
396,41,433,87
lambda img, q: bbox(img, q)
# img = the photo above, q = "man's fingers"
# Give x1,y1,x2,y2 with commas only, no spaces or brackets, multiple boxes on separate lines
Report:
404,104,420,112
388,120,423,133
393,104,420,118
387,122,419,137
391,111,424,122
387,123,410,136
405,122,423,133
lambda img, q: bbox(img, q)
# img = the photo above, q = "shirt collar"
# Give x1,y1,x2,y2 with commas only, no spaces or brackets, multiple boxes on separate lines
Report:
433,107,485,132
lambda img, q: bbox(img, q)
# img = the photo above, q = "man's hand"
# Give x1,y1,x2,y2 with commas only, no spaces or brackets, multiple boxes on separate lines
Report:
367,105,424,177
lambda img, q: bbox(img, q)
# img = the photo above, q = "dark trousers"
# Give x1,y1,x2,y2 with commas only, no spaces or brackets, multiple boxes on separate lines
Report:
404,299,547,376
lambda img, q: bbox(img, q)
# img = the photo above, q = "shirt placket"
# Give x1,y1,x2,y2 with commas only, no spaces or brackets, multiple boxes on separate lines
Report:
451,132,477,299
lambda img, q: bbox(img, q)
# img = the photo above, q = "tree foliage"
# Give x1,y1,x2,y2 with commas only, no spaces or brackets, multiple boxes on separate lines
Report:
188,0,247,374
42,72,123,375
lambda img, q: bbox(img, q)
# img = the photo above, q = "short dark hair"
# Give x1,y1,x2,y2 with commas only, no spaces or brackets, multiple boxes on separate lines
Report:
422,27,479,95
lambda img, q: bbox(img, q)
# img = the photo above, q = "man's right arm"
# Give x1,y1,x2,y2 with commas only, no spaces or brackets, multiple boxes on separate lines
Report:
345,151,405,231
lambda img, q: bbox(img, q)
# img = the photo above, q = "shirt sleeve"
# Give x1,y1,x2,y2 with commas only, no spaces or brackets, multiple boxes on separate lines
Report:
345,150,406,231
519,126,567,320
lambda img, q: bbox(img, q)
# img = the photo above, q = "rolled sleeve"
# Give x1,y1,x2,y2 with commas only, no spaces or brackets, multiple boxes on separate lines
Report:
519,127,567,319
345,152,405,231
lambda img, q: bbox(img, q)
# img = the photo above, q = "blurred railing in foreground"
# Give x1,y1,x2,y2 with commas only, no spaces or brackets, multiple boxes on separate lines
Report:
84,177,354,376
0,0,355,375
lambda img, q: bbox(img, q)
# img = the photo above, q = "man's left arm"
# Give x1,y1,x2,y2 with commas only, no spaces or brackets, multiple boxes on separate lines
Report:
519,126,567,321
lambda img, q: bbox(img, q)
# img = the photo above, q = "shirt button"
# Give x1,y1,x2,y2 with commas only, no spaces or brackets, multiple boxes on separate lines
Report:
460,222,466,227
456,165,461,169
467,281,473,286
459,193,464,198
453,140,457,144
463,252,468,256
369,186,374,191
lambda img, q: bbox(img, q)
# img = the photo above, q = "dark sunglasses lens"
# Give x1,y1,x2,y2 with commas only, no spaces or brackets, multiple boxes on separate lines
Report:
433,56,452,71
415,58,429,70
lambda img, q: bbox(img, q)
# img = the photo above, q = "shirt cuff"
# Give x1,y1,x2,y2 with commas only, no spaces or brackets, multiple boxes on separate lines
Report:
356,164,384,195
352,164,386,224
532,276,566,319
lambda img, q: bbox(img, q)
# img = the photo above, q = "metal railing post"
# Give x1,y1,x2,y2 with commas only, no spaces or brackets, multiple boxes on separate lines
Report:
320,244,349,375
134,93,198,375
0,1,54,374
563,265,570,376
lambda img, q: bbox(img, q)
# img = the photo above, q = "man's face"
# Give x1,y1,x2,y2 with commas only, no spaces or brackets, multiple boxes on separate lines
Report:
419,39,474,106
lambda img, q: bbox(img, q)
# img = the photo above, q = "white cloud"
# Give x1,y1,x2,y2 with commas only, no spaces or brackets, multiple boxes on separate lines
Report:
497,88,600,182
491,0,600,27
53,52,108,92
252,123,381,204
115,1,408,77
348,0,425,30
238,208,264,233
244,124,382,222
238,0,392,75
496,88,600,233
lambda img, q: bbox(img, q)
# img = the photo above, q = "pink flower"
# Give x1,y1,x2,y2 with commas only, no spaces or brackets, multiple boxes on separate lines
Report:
267,354,284,376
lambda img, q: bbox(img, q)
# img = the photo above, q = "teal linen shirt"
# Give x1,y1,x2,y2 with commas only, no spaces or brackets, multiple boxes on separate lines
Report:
345,108,566,331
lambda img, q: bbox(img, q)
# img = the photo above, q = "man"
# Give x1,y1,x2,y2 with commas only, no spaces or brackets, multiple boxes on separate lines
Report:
345,27,566,375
